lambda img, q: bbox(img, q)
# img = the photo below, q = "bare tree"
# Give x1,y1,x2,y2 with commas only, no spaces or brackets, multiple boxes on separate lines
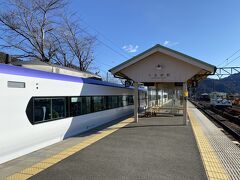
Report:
60,15,96,71
51,32,74,66
0,0,97,72
0,0,67,62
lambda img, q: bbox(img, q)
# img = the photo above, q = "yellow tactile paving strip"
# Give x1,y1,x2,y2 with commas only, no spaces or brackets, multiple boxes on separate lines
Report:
188,110,230,180
6,118,134,180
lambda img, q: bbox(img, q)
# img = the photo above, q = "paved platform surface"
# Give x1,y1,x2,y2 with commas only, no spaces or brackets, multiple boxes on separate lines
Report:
30,117,207,180
188,102,240,180
3,102,238,180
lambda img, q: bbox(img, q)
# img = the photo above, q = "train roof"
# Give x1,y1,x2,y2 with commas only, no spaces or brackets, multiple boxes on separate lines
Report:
0,64,146,91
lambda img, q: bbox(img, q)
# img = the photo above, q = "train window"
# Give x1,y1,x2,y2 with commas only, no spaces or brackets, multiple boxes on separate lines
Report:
127,95,134,105
70,97,82,116
112,96,118,108
71,96,92,116
103,96,107,110
82,97,92,114
107,96,119,109
52,98,66,119
122,96,127,106
118,96,123,107
34,98,51,122
93,96,106,112
27,94,134,125
107,96,112,109
26,98,33,123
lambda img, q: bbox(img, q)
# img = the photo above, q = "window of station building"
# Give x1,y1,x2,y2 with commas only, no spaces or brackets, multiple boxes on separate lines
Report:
34,98,51,122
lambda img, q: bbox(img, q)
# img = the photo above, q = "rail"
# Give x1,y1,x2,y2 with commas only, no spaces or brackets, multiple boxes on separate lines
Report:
189,100,240,141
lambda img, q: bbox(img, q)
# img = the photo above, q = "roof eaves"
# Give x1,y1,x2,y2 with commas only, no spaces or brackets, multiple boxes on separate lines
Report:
109,44,216,74
155,44,216,70
109,44,159,73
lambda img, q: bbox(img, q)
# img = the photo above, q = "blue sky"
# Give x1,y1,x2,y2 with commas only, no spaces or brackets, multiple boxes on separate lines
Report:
70,0,240,76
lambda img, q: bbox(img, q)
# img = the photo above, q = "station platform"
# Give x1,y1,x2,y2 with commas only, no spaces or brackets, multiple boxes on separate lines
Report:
188,102,240,180
1,102,239,180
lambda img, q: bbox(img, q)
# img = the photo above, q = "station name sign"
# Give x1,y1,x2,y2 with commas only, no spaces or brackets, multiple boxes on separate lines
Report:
148,73,170,80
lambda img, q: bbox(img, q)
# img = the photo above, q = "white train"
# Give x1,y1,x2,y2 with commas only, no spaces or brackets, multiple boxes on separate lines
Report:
0,64,146,164
210,92,232,108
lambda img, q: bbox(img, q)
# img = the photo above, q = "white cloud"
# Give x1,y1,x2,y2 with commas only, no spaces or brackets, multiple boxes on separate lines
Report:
163,40,179,47
163,40,170,46
122,44,139,53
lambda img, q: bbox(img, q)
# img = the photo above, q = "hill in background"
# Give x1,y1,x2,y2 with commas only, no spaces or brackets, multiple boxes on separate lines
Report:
197,73,240,94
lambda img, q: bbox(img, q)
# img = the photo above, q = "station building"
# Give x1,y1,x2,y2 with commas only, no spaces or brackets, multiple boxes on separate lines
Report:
110,44,216,124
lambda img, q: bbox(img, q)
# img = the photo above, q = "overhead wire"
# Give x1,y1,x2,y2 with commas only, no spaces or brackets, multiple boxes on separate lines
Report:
217,48,240,67
78,25,129,60
223,54,240,67
80,18,131,59
73,16,131,79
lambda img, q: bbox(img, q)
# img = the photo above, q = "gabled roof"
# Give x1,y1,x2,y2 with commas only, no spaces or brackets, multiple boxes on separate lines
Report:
109,44,216,77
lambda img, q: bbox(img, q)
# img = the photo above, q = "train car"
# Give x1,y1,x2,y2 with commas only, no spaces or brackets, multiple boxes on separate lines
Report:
199,93,210,102
210,92,232,108
0,64,146,164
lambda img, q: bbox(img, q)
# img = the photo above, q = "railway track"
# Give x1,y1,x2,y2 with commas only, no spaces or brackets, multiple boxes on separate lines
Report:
190,100,240,141
225,106,240,117
211,107,240,126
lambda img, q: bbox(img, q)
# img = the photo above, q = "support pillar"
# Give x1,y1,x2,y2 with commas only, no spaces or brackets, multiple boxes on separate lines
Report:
147,86,149,108
155,83,158,106
161,89,163,107
134,82,139,123
183,82,188,125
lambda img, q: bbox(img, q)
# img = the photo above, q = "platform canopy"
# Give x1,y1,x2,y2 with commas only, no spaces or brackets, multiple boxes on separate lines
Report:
109,44,216,124
109,44,216,83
